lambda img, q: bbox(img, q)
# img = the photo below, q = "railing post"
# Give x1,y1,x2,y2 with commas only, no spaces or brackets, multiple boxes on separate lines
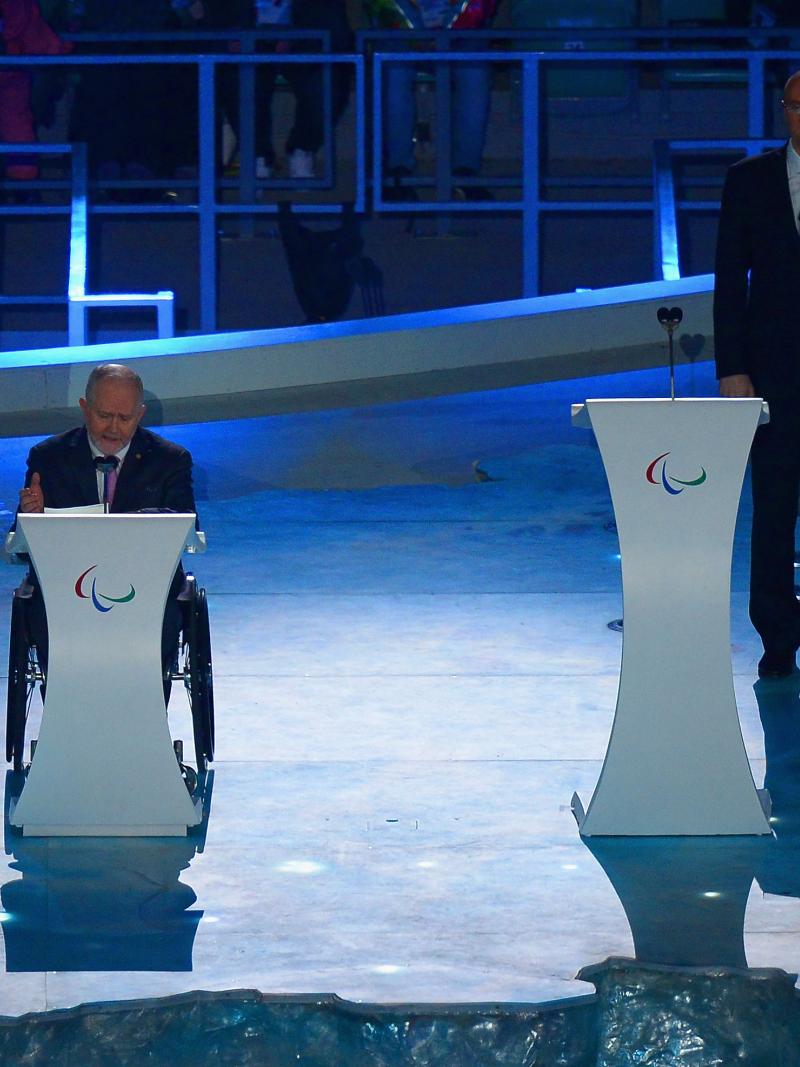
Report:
522,54,540,297
322,31,334,187
372,53,384,211
354,55,366,214
67,142,88,301
747,54,766,141
238,31,257,240
68,303,86,347
435,30,452,235
653,140,680,281
198,57,217,334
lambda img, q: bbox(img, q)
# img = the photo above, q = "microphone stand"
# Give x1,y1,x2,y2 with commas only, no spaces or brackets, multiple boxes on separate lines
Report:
94,456,118,515
656,306,683,399
607,306,685,637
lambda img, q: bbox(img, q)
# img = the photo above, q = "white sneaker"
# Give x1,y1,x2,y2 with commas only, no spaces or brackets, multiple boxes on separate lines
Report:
288,149,314,179
255,156,272,179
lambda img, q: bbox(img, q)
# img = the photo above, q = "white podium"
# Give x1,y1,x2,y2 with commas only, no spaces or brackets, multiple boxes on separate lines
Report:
9,514,202,837
572,398,772,836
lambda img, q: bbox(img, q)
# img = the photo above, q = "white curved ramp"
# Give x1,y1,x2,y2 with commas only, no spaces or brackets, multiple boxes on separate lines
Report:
0,275,713,435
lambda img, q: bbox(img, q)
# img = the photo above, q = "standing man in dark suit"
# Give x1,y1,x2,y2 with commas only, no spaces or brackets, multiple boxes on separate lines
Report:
714,71,800,678
17,362,197,690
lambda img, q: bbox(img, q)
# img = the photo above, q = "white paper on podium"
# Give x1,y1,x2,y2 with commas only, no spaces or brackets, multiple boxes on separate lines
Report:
44,504,104,515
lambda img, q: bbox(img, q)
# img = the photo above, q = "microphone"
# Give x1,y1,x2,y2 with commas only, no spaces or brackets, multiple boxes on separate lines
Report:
657,306,683,330
656,306,683,399
94,455,119,513
93,455,119,475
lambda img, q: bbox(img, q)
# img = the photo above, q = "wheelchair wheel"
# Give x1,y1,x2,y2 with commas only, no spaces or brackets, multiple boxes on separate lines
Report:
6,595,37,774
184,576,214,771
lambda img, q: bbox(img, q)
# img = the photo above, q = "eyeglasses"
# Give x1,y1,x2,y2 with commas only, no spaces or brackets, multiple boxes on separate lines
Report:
783,100,800,114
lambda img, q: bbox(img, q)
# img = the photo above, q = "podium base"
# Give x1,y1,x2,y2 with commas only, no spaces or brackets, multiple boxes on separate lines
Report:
8,796,203,838
570,790,773,838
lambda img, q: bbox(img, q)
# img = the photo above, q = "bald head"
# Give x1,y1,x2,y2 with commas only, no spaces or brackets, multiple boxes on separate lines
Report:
80,363,145,454
85,363,144,405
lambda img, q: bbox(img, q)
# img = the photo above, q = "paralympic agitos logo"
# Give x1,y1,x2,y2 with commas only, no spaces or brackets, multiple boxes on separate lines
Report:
74,565,136,613
645,452,707,496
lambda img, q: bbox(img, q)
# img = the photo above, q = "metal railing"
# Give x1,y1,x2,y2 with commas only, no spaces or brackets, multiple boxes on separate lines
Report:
0,142,175,344
0,34,796,338
0,50,365,335
652,137,784,281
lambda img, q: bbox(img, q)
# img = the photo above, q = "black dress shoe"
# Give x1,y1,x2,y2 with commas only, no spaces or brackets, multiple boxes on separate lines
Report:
758,651,799,679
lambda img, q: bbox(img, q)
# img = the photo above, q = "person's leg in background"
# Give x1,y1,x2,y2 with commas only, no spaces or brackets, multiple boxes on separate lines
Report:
283,0,354,178
217,59,279,178
451,46,493,200
0,70,38,182
749,394,800,676
283,59,352,177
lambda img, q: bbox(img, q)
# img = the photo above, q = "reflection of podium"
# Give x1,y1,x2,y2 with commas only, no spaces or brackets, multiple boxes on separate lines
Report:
585,835,766,968
1,769,213,970
572,399,771,836
10,514,201,836
2,837,202,971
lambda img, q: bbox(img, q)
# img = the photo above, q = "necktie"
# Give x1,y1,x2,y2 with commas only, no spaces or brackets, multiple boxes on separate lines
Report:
94,455,119,511
105,462,118,506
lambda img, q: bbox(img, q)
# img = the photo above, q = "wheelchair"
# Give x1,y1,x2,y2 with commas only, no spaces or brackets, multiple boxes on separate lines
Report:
5,573,214,786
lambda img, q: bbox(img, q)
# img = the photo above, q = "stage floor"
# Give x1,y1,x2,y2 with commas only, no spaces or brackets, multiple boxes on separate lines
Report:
0,361,798,1018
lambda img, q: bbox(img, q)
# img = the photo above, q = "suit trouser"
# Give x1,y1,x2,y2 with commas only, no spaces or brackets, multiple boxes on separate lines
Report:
749,393,800,655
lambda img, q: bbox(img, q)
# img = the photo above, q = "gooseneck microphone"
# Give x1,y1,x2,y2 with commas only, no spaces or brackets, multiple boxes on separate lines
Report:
656,306,683,400
94,454,119,514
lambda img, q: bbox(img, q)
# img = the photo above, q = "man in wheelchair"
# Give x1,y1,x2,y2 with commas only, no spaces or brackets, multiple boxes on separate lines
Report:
8,362,213,777
16,362,194,690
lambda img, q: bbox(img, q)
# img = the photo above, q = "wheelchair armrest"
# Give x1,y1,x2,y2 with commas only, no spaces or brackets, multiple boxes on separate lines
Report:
4,529,29,565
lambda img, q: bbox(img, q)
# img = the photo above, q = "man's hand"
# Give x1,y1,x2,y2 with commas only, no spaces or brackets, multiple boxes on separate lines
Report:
19,472,44,513
719,374,756,398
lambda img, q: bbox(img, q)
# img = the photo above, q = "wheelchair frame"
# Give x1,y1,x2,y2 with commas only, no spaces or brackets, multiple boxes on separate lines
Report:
5,573,214,782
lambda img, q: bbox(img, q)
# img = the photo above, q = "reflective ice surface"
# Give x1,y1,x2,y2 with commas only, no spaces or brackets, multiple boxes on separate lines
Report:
0,363,799,1062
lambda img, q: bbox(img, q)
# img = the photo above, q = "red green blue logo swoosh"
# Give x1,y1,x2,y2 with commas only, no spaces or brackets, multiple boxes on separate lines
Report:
74,565,136,613
646,452,707,496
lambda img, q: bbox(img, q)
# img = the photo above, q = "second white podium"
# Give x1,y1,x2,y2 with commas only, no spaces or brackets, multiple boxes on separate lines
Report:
572,398,771,837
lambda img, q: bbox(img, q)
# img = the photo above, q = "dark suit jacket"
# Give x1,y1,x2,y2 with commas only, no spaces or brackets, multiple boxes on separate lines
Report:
21,425,197,597
23,425,195,515
713,144,800,394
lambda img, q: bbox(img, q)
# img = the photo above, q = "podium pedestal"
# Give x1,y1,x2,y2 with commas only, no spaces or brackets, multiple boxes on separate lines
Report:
572,398,771,837
10,514,201,837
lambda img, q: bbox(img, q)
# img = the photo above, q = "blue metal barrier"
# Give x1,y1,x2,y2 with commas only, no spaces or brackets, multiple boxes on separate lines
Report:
370,47,793,293
0,38,795,336
0,50,365,336
652,137,784,282
0,142,175,343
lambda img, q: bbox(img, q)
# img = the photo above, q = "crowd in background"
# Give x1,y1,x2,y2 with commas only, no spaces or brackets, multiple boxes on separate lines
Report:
0,0,796,191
